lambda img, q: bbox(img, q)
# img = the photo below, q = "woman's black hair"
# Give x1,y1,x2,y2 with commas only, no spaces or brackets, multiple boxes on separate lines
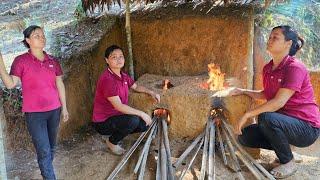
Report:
272,25,304,56
104,45,123,58
22,25,42,48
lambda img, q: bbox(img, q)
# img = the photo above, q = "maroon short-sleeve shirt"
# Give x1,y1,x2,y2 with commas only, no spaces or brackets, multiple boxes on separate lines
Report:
92,68,135,122
9,50,63,112
263,55,320,128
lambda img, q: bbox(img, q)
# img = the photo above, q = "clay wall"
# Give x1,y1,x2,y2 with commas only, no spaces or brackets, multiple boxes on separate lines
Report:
125,6,254,88
58,22,125,140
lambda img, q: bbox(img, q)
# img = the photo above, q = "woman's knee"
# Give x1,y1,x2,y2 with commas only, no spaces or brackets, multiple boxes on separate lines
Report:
127,115,141,129
258,112,278,128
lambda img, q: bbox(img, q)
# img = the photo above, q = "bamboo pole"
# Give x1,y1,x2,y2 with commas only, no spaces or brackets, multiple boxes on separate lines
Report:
106,120,157,180
138,123,158,180
134,123,157,174
208,121,215,180
221,120,276,180
125,0,134,78
156,119,161,180
235,150,264,180
221,125,245,180
159,122,167,180
200,121,210,180
179,138,204,180
217,125,227,166
137,145,149,180
161,118,174,180
173,131,204,169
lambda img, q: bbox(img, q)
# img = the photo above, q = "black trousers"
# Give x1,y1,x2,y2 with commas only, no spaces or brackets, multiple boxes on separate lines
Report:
94,114,148,145
238,112,320,164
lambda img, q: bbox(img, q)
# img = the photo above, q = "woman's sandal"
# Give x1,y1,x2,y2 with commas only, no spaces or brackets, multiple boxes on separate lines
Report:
260,161,280,171
270,162,297,179
106,138,126,155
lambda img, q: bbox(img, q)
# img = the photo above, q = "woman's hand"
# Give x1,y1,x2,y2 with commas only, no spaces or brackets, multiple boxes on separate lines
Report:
140,112,152,126
62,108,69,122
235,113,250,135
228,87,244,96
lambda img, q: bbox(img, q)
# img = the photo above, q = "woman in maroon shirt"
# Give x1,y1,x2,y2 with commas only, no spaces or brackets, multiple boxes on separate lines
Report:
93,45,160,155
228,26,320,178
0,25,68,180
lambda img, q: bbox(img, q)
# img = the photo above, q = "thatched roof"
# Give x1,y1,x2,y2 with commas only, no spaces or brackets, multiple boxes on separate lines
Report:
81,0,263,12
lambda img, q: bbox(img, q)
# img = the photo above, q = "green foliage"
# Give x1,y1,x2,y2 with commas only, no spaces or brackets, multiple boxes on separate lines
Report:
256,0,320,70
75,1,87,20
1,87,23,112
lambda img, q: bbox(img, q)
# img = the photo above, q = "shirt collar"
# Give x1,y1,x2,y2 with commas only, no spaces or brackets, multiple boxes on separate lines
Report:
107,67,124,81
271,55,291,71
28,49,50,62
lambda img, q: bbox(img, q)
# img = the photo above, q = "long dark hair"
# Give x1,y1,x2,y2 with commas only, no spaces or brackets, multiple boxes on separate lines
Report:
272,25,304,56
22,25,42,48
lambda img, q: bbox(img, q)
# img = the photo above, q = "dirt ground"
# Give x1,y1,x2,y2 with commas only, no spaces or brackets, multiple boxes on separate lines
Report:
5,122,320,180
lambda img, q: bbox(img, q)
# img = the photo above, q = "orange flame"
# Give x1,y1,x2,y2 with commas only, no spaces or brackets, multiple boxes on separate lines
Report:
207,63,225,91
154,108,171,124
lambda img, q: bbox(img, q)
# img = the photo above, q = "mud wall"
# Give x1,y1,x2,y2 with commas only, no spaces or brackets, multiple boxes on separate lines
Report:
125,6,254,88
309,72,320,105
58,20,125,140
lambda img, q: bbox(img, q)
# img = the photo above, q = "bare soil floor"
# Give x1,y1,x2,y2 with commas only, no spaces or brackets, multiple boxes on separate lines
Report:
6,125,320,180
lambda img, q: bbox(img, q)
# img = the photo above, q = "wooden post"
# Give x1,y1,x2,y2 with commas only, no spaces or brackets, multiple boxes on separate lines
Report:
0,102,7,180
125,0,134,78
247,8,254,90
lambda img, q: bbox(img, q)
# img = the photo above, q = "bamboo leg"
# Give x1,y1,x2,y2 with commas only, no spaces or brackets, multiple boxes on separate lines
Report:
162,118,174,180
156,119,161,180
208,121,215,180
217,125,227,166
160,123,167,180
173,131,204,169
106,120,157,180
221,120,275,180
179,138,204,180
200,121,210,180
134,124,157,173
221,124,245,180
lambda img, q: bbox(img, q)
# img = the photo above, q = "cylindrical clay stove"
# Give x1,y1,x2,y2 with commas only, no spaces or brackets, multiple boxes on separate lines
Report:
129,74,260,158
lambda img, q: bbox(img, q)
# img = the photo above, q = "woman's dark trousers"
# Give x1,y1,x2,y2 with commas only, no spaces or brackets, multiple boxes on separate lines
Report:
238,112,319,164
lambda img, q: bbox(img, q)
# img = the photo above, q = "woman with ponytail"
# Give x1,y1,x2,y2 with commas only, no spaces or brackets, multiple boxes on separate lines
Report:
0,25,68,180
228,26,320,178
